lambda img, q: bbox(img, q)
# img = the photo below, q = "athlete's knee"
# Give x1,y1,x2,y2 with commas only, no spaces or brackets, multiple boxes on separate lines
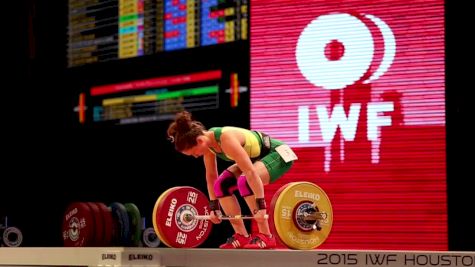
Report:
214,170,237,198
237,175,253,197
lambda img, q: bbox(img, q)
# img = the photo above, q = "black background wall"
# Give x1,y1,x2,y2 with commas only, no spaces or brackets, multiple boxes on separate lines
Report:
4,0,472,250
5,0,250,248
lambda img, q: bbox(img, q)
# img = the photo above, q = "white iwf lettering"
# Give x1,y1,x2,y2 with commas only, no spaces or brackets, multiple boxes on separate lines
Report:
298,102,393,143
367,102,393,141
317,103,361,142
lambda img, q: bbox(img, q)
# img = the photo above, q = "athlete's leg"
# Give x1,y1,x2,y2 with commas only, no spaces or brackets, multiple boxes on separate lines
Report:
214,165,247,236
239,161,272,235
214,165,251,248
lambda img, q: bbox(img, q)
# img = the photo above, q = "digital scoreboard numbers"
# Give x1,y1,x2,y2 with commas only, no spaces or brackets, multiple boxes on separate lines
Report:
67,0,248,67
201,0,248,46
118,0,145,58
68,0,120,67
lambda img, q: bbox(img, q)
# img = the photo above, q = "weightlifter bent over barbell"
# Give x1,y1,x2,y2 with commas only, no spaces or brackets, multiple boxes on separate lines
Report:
167,111,297,249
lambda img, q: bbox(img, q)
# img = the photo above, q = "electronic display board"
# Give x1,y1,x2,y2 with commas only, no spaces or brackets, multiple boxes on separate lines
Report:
68,0,248,67
250,0,446,250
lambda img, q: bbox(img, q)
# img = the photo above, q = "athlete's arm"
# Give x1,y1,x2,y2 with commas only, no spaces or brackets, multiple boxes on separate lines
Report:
203,150,219,199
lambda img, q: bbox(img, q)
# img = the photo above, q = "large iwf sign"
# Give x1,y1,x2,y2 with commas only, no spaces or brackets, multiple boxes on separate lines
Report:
250,0,446,250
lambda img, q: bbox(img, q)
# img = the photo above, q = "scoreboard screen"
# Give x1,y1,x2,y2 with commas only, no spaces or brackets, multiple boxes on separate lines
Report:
68,0,248,67
85,70,222,125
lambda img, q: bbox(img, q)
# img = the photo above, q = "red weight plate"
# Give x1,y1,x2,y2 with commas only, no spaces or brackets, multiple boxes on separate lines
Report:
85,202,103,246
153,186,213,248
95,202,114,246
62,202,94,247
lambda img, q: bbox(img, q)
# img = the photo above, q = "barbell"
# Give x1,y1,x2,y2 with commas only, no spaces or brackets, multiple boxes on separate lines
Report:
152,181,333,250
184,214,269,221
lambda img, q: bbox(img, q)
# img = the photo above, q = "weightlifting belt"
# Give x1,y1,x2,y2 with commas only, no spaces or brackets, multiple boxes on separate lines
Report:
253,131,271,161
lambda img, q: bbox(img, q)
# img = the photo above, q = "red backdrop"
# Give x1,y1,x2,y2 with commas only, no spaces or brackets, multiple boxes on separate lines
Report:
250,0,446,250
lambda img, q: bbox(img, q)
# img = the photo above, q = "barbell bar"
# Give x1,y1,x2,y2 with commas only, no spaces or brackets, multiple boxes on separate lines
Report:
152,182,333,249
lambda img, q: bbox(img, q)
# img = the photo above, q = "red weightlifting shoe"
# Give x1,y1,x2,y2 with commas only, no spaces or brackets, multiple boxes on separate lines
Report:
219,233,251,249
242,233,276,249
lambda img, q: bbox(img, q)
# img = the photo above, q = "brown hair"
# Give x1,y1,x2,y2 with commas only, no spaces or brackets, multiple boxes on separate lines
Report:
167,111,206,151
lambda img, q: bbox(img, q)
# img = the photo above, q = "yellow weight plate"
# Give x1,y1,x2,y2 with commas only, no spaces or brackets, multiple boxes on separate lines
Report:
152,186,182,248
271,182,333,249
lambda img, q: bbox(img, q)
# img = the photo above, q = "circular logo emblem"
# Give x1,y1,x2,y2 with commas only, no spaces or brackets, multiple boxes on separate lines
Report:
175,204,199,232
68,217,80,242
296,13,396,90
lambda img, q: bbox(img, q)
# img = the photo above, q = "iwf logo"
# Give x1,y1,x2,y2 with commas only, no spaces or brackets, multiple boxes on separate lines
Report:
296,13,396,90
295,13,396,147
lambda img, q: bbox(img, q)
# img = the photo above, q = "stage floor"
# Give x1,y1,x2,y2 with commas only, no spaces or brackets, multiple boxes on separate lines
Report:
1,247,475,267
